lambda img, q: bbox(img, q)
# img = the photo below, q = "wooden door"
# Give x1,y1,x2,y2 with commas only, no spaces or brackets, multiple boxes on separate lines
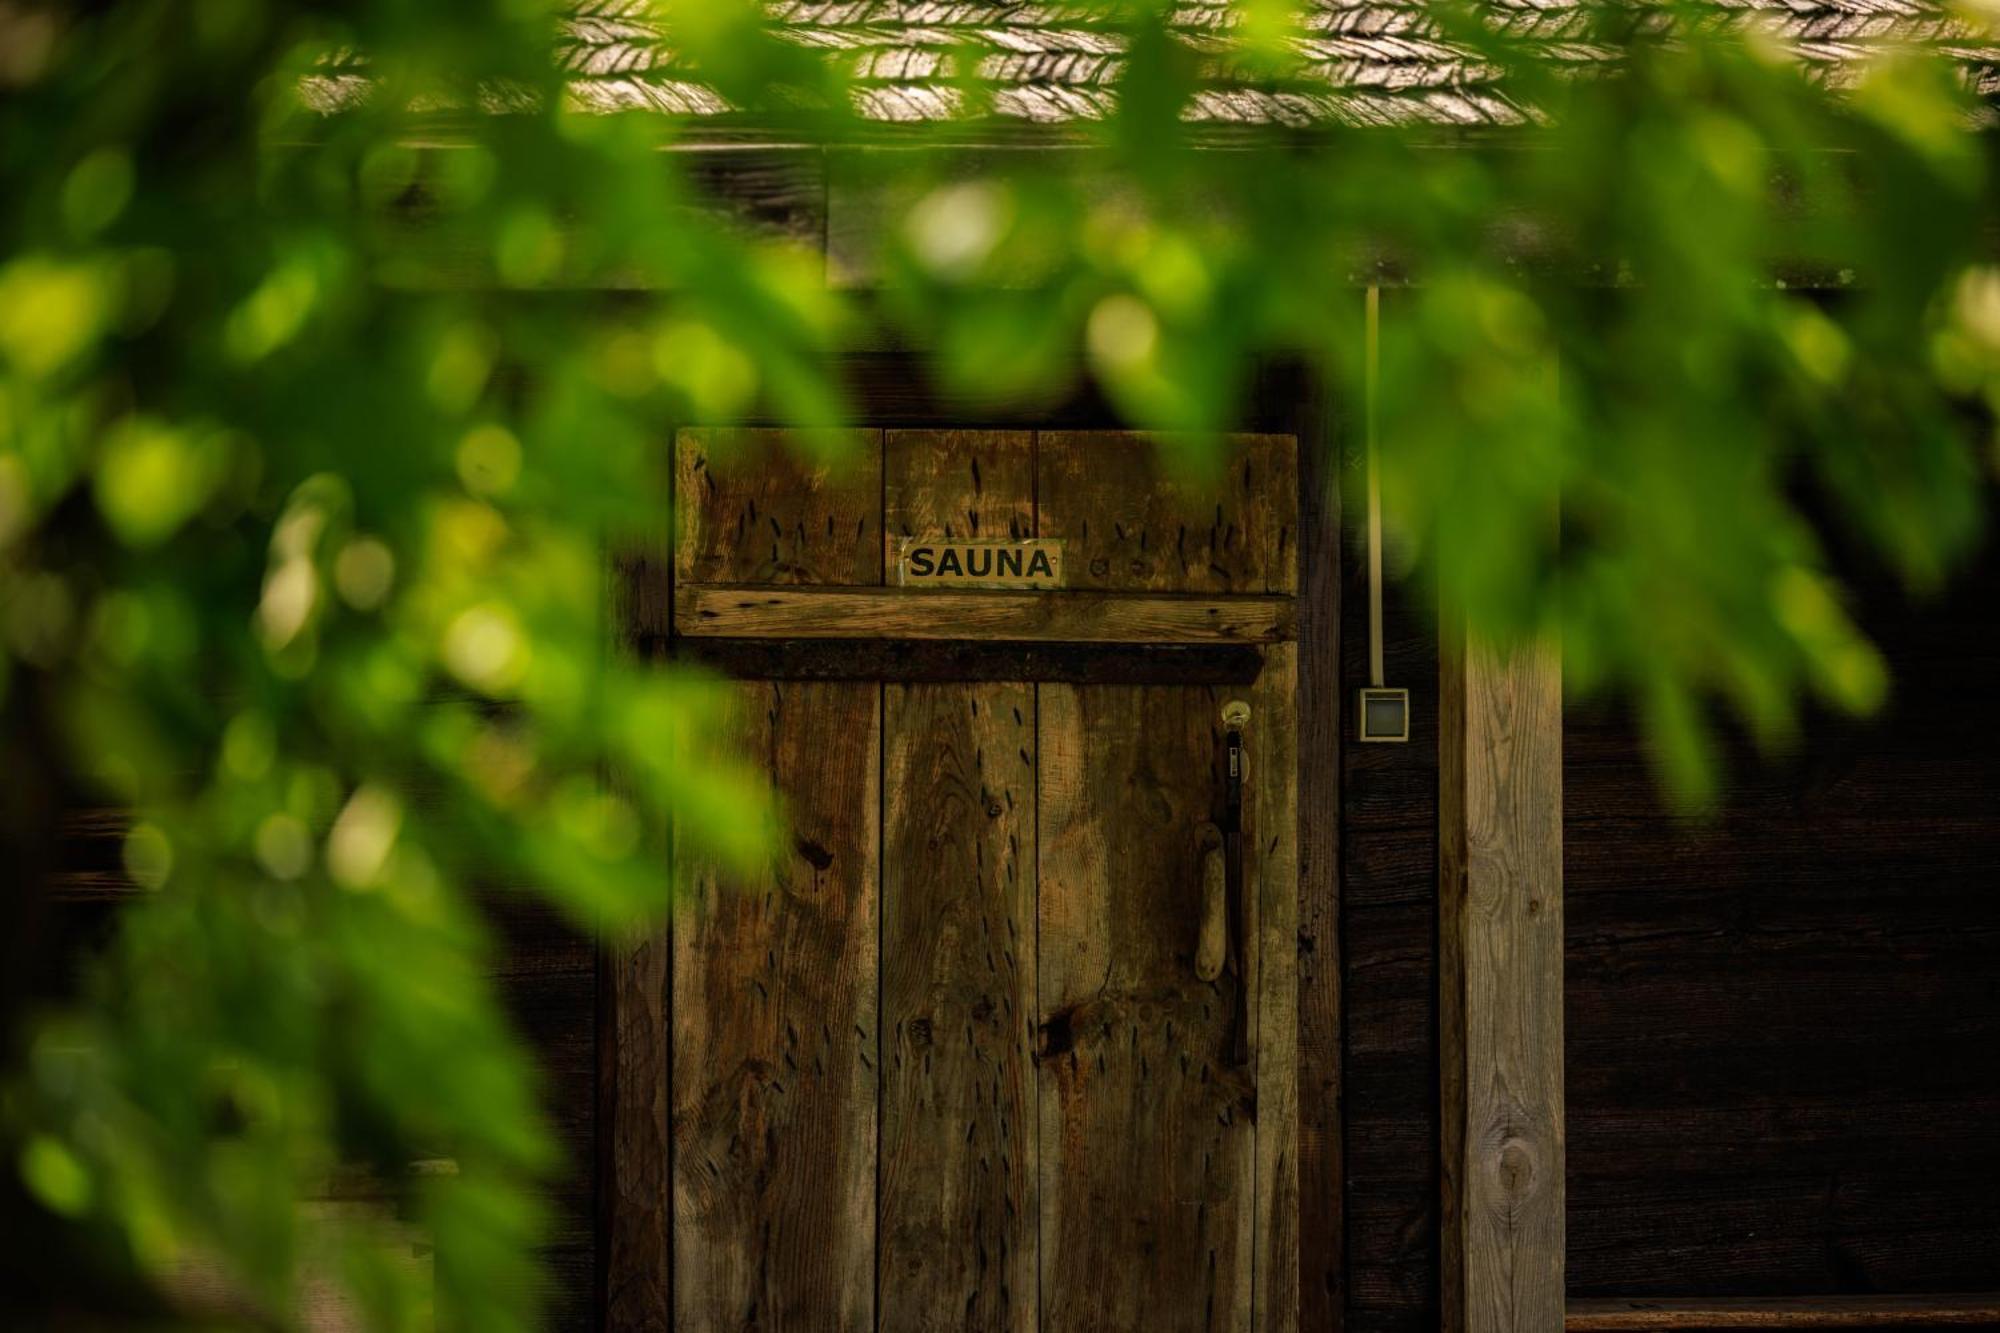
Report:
625,428,1300,1332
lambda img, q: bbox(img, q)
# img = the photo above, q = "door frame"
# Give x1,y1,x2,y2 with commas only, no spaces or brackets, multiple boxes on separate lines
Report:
597,354,1347,1330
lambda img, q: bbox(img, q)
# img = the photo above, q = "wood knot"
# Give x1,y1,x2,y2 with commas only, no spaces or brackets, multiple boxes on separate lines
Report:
793,835,834,871
1494,1137,1540,1204
1035,1008,1076,1063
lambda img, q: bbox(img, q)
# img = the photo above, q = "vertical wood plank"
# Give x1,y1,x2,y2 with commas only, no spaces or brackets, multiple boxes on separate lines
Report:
1439,634,1565,1333
1340,471,1442,1332
672,680,881,1331
605,935,671,1332
1037,681,1258,1332
1292,384,1344,1333
674,427,881,587
1251,642,1301,1333
881,683,1038,1332
880,428,1039,1332
605,459,675,1332
884,428,1036,547
1037,431,1298,594
1034,428,1301,1332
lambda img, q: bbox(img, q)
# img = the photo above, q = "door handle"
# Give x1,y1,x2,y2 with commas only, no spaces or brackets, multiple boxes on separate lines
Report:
1222,699,1250,1067
1195,822,1227,982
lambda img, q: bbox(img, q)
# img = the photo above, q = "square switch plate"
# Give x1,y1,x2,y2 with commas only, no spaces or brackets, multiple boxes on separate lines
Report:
1357,687,1411,743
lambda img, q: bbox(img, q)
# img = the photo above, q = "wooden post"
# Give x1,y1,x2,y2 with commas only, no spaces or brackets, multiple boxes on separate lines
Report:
602,496,676,1331
1439,630,1565,1333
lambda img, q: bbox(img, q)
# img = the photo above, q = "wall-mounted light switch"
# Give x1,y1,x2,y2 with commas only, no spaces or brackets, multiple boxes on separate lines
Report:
1357,687,1410,743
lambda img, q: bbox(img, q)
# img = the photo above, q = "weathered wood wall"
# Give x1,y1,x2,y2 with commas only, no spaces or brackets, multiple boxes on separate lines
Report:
1565,541,2000,1304
1439,629,1565,1333
488,898,602,1329
34,306,2000,1328
636,422,1315,1332
1339,511,1442,1333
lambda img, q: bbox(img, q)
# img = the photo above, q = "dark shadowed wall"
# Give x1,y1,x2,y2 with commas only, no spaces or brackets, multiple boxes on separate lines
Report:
1565,538,2000,1301
1340,524,1442,1333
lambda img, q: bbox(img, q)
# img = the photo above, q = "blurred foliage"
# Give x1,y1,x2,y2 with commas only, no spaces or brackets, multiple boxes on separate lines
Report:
1,0,1996,1326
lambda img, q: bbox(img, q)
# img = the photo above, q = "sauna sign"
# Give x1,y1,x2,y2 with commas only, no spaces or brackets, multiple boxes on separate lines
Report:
895,538,1064,589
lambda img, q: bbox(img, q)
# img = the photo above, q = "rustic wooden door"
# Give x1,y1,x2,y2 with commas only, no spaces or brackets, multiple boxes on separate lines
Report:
626,428,1300,1332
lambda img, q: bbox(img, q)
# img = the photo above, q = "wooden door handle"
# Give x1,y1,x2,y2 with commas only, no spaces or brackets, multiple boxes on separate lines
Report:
1195,823,1227,981
1222,700,1251,1067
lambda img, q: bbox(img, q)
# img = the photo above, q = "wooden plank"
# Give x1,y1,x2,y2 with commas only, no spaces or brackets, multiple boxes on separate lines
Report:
1037,431,1299,595
605,935,671,1332
1292,385,1343,1332
605,452,674,1333
1564,554,2000,1302
673,587,1296,643
612,544,673,648
884,428,1036,547
467,896,598,1332
1252,643,1302,1333
47,805,133,901
1339,482,1442,1333
671,681,879,1330
877,426,1038,1332
674,637,1265,684
383,147,826,289
1037,682,1259,1331
678,148,828,255
1566,1294,2000,1329
673,427,881,586
880,681,1038,1332
1439,632,1565,1333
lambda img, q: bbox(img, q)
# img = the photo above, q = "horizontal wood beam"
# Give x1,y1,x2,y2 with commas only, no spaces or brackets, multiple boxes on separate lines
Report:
673,586,1296,643
672,636,1264,683
1567,1295,2000,1329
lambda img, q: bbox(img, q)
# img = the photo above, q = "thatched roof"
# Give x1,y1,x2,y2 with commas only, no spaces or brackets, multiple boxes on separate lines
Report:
305,1,2000,128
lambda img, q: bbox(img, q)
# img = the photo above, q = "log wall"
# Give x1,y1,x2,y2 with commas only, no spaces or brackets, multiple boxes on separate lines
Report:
1565,542,2000,1306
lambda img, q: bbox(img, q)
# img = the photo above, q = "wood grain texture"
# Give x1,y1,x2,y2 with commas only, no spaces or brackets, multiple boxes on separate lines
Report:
1566,1294,2000,1329
487,897,602,1331
1291,383,1343,1333
671,680,880,1331
612,546,673,648
605,462,673,1332
884,428,1036,547
1252,644,1302,1333
1439,633,1565,1333
679,149,828,254
1036,682,1259,1332
673,427,881,586
47,805,133,901
1037,432,1298,595
1341,515,1441,1333
605,935,671,1332
675,637,1266,685
878,426,1039,1332
1564,547,2000,1301
881,682,1039,1333
673,586,1296,643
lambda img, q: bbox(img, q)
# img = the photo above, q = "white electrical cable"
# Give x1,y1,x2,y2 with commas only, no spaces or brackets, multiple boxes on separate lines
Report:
1366,286,1385,690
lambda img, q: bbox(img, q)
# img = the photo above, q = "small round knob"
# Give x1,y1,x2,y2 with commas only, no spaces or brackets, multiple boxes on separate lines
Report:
1221,700,1251,729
